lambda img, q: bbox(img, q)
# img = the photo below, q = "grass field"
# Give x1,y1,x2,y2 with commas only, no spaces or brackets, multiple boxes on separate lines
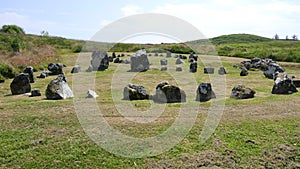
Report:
0,53,299,168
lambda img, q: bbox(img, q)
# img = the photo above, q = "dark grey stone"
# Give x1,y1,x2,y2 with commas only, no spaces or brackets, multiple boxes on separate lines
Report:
123,83,149,100
272,74,298,94
23,66,34,83
10,73,31,95
218,67,227,75
71,65,81,73
37,71,48,78
30,89,41,97
240,67,248,76
130,49,150,72
114,57,122,63
48,63,65,75
90,51,109,71
86,90,98,98
0,79,4,83
166,51,172,58
161,66,167,71
176,58,183,64
153,82,186,103
204,68,214,74
176,67,183,72
46,75,73,100
263,64,285,79
190,62,197,73
230,84,255,99
160,59,168,66
196,83,216,102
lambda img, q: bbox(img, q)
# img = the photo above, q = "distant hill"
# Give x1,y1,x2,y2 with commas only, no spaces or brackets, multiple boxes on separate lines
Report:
209,34,272,45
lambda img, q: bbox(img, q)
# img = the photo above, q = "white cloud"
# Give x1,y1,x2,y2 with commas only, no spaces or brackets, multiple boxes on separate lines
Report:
121,5,143,16
151,0,300,38
0,12,27,26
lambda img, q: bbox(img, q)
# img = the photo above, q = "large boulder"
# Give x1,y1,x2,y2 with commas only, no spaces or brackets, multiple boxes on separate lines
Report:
272,73,298,94
48,63,65,75
23,66,34,83
230,84,255,99
153,82,186,103
90,50,109,71
130,49,150,72
190,62,197,73
123,83,149,100
10,73,31,95
45,75,73,100
196,83,216,102
240,67,248,76
263,64,285,79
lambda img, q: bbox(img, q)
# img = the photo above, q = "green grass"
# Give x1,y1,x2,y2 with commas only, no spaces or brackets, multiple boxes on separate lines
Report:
0,51,300,168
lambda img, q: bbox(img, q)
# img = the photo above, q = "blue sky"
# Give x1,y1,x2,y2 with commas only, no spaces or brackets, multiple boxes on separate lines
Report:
1,0,299,43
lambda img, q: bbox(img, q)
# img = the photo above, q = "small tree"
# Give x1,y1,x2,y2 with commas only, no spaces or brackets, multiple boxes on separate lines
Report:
11,38,20,52
40,30,49,36
0,25,25,34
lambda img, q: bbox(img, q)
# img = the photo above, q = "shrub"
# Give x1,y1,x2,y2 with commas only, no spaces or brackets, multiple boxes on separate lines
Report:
0,64,16,79
0,25,25,35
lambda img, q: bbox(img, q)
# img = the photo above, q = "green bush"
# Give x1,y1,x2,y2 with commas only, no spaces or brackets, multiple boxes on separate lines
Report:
0,25,25,35
0,64,16,79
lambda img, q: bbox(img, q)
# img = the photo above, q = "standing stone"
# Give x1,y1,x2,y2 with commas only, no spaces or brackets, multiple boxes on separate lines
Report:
196,83,216,102
23,66,34,83
188,58,195,63
153,82,186,103
30,89,41,97
90,51,109,71
112,52,116,58
230,84,255,99
218,67,227,75
160,59,168,66
130,49,150,72
154,52,159,57
190,62,197,73
240,67,248,76
189,53,198,61
161,66,167,71
86,90,98,98
176,58,183,64
48,63,65,75
10,73,31,95
272,73,298,94
176,67,183,72
71,65,81,73
166,51,172,58
204,68,214,74
45,75,74,100
123,83,149,100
